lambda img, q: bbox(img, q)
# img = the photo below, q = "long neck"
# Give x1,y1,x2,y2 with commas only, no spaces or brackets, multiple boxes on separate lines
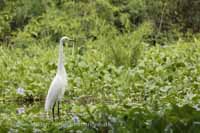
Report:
57,40,65,74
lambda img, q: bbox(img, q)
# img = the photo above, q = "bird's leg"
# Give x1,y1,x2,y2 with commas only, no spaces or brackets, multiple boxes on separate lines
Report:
52,103,56,121
58,101,60,119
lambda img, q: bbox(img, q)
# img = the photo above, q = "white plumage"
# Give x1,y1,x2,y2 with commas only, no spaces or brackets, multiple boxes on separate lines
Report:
45,36,72,120
45,73,67,111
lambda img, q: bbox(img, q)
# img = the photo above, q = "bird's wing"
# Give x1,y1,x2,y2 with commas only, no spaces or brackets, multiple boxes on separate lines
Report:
45,75,63,111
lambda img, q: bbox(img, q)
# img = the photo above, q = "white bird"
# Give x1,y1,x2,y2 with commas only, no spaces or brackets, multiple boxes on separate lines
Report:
45,36,73,120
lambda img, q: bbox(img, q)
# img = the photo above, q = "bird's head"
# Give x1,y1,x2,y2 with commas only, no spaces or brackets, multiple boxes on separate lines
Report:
60,36,74,46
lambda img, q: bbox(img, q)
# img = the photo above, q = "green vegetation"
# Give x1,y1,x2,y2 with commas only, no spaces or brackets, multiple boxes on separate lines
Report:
0,0,200,132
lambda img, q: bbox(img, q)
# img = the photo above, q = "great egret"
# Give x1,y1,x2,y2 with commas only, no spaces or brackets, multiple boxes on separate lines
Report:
45,36,72,120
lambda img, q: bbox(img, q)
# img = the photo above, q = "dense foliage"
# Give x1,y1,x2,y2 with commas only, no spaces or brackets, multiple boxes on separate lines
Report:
0,0,200,132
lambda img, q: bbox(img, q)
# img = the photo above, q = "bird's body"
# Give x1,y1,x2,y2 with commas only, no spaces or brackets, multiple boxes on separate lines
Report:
45,36,72,120
45,73,67,111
